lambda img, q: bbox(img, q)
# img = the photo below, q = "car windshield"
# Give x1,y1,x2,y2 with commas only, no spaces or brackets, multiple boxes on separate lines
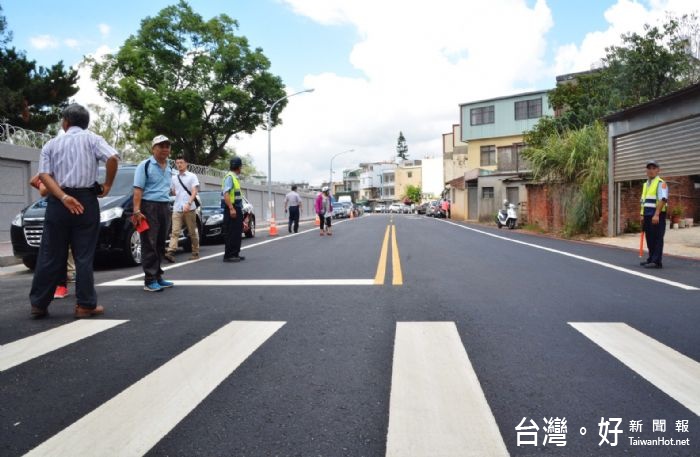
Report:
199,191,222,207
97,167,137,196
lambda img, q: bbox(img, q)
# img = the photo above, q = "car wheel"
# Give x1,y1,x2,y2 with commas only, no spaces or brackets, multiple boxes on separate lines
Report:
124,226,142,265
22,256,37,271
245,216,256,238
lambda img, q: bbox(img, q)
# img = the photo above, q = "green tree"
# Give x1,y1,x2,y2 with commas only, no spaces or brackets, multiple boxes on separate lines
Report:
405,184,422,204
0,6,78,131
396,131,408,160
523,122,608,236
88,104,150,163
526,15,698,149
89,1,286,166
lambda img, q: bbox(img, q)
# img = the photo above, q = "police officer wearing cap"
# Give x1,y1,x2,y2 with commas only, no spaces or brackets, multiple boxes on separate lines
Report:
222,157,245,262
640,159,668,269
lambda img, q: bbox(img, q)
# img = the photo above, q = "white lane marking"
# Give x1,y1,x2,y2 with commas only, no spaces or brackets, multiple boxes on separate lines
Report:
99,279,375,287
0,320,127,372
570,322,700,416
386,322,509,457
25,320,285,457
440,220,699,291
100,220,353,285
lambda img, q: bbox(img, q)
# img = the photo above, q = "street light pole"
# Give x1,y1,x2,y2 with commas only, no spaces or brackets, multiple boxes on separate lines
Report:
267,88,314,222
329,149,355,195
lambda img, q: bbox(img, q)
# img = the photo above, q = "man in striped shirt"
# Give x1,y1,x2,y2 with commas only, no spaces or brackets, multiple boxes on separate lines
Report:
29,104,119,319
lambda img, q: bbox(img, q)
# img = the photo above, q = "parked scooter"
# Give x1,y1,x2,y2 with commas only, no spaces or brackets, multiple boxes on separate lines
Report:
496,199,518,229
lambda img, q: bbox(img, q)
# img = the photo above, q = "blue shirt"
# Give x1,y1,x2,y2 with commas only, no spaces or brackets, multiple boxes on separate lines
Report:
39,126,118,188
133,156,172,202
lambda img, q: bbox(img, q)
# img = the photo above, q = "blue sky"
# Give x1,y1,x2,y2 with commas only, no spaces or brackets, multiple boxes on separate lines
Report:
2,0,697,184
4,0,610,90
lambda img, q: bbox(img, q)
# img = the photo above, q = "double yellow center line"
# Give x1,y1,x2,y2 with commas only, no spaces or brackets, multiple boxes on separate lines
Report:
374,223,403,285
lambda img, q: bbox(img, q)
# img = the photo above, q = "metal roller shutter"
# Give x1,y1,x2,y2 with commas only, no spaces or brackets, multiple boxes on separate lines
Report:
614,115,700,181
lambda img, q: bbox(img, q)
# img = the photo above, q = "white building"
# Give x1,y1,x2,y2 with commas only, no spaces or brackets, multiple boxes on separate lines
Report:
421,156,444,198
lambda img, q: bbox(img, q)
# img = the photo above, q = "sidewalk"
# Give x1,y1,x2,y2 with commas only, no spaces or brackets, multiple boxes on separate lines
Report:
0,241,20,267
587,225,700,260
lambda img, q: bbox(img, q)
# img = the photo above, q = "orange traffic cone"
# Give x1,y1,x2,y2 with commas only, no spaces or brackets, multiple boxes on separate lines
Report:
314,214,320,226
269,218,278,236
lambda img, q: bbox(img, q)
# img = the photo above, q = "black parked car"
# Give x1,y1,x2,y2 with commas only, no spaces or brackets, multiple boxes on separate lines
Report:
10,164,200,269
198,190,256,243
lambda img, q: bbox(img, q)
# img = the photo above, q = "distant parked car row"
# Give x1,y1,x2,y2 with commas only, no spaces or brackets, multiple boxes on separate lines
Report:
372,203,414,214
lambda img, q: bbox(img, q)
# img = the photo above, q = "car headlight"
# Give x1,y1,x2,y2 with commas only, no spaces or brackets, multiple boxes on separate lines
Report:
100,207,124,223
205,213,224,225
12,212,22,227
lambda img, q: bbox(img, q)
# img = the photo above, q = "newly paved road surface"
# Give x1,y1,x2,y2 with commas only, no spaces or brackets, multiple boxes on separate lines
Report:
1,214,698,456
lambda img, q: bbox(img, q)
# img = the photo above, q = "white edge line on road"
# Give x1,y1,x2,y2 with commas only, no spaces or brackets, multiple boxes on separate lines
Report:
99,219,354,285
569,322,700,416
99,279,375,287
386,322,509,457
25,320,285,457
440,220,699,291
0,320,128,372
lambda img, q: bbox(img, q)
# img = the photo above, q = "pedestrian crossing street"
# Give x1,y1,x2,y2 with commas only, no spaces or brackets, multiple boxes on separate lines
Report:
1,320,698,456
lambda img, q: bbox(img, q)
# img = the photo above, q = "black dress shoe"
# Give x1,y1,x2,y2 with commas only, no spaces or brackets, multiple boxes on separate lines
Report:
644,262,662,269
236,256,245,261
31,306,48,319
639,261,650,266
223,257,237,263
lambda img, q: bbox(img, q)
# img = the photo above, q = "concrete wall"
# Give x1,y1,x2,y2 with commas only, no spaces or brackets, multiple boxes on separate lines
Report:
0,144,42,242
0,144,317,243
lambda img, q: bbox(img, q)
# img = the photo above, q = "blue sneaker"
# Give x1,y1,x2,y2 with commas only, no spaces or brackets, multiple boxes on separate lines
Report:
157,278,174,288
144,281,163,292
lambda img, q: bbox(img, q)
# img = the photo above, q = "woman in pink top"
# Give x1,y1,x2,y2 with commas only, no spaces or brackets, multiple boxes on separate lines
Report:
314,187,333,236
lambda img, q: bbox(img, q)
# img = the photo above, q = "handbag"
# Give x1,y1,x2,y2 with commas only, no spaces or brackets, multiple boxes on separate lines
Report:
177,175,201,208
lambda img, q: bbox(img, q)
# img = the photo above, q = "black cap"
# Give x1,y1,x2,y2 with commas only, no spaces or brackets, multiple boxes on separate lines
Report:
646,160,659,168
230,157,243,170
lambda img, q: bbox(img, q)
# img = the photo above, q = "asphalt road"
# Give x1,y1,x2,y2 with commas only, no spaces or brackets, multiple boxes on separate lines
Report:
0,214,698,457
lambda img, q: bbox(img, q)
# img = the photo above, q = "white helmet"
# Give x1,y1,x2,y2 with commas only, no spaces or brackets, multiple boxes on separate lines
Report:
322,186,329,192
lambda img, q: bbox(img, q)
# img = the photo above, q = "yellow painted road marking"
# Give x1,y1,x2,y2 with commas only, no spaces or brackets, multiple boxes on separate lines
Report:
391,225,403,285
374,225,391,285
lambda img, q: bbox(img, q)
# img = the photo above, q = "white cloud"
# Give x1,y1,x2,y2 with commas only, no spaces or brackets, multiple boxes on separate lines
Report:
553,0,700,75
233,0,555,185
98,23,111,37
64,38,80,48
29,34,59,50
73,46,118,112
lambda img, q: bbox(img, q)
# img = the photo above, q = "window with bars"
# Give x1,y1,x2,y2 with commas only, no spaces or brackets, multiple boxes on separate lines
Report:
482,187,494,199
480,145,496,166
514,98,542,120
470,105,495,125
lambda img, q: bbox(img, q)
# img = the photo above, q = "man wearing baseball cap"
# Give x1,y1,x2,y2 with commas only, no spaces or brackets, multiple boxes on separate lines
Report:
132,135,176,291
639,159,668,269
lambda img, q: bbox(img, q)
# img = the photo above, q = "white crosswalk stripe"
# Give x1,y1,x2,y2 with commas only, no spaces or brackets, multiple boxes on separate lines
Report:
570,322,700,416
6,320,698,456
386,322,509,457
0,320,128,372
24,320,285,457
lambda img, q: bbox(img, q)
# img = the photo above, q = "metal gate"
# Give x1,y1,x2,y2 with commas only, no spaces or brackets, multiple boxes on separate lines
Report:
614,115,700,182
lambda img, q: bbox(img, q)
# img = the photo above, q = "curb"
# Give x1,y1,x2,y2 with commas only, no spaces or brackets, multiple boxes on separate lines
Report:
0,255,21,268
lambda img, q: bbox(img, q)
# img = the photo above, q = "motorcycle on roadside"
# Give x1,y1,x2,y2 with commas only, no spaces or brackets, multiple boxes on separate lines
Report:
495,199,518,229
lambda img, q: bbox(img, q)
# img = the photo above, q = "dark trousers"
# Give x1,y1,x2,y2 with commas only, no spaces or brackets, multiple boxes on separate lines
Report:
288,206,300,233
318,214,331,230
140,200,171,284
223,204,243,258
644,212,666,264
30,189,100,309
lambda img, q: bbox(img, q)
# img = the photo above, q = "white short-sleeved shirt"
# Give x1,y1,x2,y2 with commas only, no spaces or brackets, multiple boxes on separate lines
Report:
39,126,118,188
285,191,302,207
171,171,200,211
